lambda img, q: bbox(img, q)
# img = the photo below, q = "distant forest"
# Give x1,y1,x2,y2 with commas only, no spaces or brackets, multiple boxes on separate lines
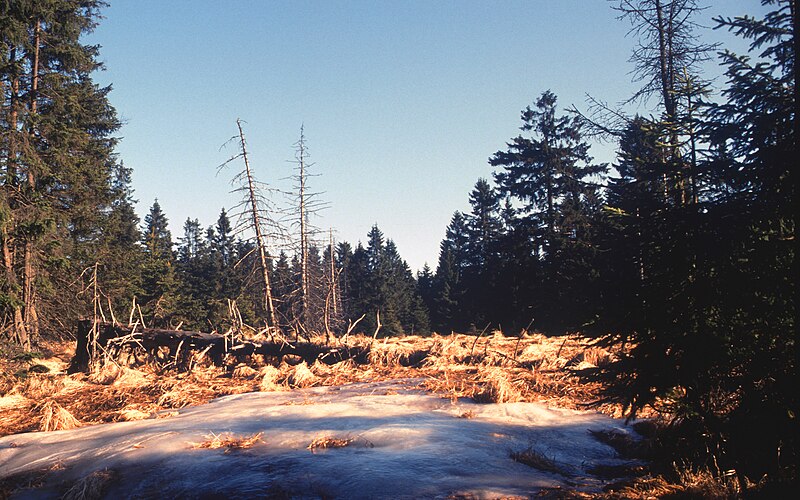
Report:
0,0,795,490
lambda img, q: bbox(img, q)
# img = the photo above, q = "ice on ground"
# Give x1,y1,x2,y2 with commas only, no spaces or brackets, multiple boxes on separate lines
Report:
0,379,640,498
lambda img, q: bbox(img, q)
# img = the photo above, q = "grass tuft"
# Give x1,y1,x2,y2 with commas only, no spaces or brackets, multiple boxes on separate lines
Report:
191,431,264,453
307,435,355,452
38,400,81,432
510,447,567,475
61,469,116,500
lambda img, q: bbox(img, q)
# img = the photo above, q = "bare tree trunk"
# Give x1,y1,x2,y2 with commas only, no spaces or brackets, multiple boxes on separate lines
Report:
22,245,37,340
21,19,42,343
329,228,338,317
235,119,278,331
2,227,27,349
298,127,309,327
5,46,29,349
684,68,699,206
655,0,676,120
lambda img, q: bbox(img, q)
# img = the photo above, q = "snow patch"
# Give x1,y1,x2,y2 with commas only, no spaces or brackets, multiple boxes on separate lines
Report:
0,379,640,498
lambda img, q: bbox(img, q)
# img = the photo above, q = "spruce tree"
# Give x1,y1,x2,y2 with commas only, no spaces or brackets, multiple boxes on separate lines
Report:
462,179,503,328
95,163,144,318
140,200,176,326
592,1,796,487
1,0,121,346
432,212,469,332
491,91,605,331
334,241,354,320
174,218,210,329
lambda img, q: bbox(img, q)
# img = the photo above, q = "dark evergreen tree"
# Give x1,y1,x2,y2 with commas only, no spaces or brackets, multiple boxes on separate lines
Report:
462,179,503,328
1,0,121,346
432,212,469,332
417,264,435,320
591,1,796,489
140,200,176,326
344,242,370,328
94,163,144,318
174,218,210,329
336,226,429,335
269,251,293,330
211,209,235,267
335,241,354,320
490,91,605,331
142,200,172,260
464,179,502,269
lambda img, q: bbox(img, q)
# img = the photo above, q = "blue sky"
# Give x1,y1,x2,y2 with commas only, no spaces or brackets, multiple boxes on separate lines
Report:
86,0,762,272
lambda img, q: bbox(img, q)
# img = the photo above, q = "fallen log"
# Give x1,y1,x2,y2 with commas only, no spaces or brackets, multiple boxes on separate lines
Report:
69,320,366,373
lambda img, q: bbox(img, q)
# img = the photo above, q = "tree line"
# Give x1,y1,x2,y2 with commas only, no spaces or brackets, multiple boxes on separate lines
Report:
120,199,429,339
1,0,794,490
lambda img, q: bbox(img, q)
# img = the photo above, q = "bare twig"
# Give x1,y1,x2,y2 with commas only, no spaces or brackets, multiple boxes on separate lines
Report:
469,324,491,362
371,310,382,342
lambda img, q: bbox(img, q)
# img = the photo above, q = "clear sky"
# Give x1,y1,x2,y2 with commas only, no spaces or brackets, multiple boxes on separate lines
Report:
86,0,762,272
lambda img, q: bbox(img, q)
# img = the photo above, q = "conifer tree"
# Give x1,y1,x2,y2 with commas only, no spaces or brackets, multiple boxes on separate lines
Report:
344,242,370,328
416,264,435,321
174,218,210,329
334,241,354,320
491,91,605,331
94,163,144,317
140,200,176,326
591,1,795,487
462,179,503,328
432,212,469,332
270,251,293,330
1,0,121,346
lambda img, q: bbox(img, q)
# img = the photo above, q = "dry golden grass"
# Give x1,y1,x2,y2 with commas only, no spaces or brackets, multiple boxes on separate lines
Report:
89,364,151,388
0,393,31,411
288,362,318,388
12,374,67,400
115,402,163,422
232,364,258,379
1,332,630,438
259,364,286,392
157,384,216,409
600,468,741,499
190,431,264,453
0,335,752,498
307,435,355,452
38,400,81,432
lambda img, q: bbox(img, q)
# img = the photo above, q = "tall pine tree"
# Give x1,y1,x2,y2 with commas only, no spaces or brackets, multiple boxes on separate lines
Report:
491,91,605,331
1,0,121,346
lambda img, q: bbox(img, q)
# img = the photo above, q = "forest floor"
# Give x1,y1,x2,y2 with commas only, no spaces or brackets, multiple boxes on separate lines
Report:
0,332,734,498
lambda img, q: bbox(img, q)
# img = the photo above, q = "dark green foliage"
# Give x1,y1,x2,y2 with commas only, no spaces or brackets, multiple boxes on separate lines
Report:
342,225,429,335
139,200,176,326
1,0,123,344
588,0,796,488
94,163,144,316
431,212,468,332
489,91,606,332
171,209,256,332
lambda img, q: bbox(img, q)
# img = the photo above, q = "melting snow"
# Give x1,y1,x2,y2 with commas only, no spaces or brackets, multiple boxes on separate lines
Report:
0,379,639,498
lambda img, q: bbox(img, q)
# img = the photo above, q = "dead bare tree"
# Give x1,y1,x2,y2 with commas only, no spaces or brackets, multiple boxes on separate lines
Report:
288,126,329,335
328,228,340,319
613,0,717,204
322,228,344,343
219,119,282,333
297,126,310,325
